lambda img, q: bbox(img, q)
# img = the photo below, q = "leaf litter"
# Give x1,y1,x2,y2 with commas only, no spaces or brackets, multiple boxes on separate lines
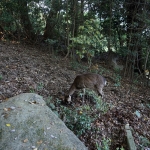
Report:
0,42,150,150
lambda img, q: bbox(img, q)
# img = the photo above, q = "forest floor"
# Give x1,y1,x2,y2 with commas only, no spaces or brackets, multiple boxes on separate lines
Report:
0,41,150,150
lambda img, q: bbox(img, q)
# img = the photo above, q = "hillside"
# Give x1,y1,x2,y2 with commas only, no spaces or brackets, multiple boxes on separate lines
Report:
0,41,150,150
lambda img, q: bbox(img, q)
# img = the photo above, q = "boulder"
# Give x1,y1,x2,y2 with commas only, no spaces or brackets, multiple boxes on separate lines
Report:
0,93,87,150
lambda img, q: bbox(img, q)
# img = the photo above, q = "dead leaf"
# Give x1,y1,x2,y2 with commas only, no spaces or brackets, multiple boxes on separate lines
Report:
7,108,12,111
3,113,9,119
28,101,38,104
23,139,28,143
37,140,42,144
4,108,8,111
6,124,11,127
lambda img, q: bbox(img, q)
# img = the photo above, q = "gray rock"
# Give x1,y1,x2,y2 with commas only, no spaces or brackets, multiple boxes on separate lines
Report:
0,93,87,150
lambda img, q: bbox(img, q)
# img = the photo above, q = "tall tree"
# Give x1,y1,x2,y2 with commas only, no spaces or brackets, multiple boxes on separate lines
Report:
18,0,35,39
43,0,62,40
124,0,147,78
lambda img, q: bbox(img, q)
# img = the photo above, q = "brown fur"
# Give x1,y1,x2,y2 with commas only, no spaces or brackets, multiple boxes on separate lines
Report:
65,73,106,103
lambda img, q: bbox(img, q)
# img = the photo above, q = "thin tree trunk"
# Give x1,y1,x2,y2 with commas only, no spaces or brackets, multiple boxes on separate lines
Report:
64,0,70,59
43,0,60,40
71,0,77,60
108,0,112,52
19,1,35,40
80,0,84,25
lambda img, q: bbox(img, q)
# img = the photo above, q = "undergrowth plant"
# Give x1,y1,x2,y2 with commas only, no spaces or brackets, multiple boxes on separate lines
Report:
46,89,110,147
59,105,93,136
96,138,125,150
96,138,111,150
58,90,109,136
37,82,44,91
70,60,88,71
138,136,150,149
0,75,2,80
114,73,121,87
70,61,80,70
29,88,35,93
84,89,109,113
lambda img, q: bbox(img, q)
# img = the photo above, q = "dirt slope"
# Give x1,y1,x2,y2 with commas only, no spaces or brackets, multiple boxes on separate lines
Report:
0,41,150,149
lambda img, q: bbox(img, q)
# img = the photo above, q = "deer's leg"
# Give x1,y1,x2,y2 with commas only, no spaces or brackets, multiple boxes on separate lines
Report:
96,86,104,98
82,88,85,104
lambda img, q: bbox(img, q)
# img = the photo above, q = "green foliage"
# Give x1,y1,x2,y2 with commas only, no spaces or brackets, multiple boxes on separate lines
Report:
84,89,109,113
45,89,109,137
0,0,150,73
138,136,150,149
59,105,93,136
146,103,150,109
28,2,46,35
69,19,107,64
56,89,109,136
96,138,125,150
101,138,111,150
96,138,111,150
0,1,22,40
29,88,35,93
45,38,58,45
29,82,44,93
116,147,125,150
46,97,61,116
37,82,44,91
70,61,80,70
114,73,121,87
0,75,2,80
70,60,88,71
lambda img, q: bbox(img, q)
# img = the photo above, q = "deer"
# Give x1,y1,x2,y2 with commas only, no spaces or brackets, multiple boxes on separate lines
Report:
64,73,107,104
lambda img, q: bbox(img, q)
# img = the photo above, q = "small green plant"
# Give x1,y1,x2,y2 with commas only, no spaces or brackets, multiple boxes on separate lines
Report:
70,60,88,71
146,103,150,108
59,105,93,136
81,104,91,112
116,147,125,150
96,137,111,150
46,90,109,141
29,88,35,93
138,136,150,149
84,89,109,113
133,79,138,84
46,96,53,104
71,61,80,70
46,97,61,116
37,82,44,91
0,75,2,80
114,73,121,87
45,38,57,46
102,138,111,150
95,97,109,113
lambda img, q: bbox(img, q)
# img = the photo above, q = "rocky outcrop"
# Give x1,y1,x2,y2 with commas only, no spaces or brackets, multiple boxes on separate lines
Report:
0,93,87,150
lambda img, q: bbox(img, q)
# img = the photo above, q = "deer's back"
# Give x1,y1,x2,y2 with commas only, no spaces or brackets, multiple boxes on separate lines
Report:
74,73,105,89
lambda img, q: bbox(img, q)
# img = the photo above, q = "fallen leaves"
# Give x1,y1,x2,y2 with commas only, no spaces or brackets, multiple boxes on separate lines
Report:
0,42,150,150
6,123,11,127
23,139,28,143
37,140,43,144
3,106,16,111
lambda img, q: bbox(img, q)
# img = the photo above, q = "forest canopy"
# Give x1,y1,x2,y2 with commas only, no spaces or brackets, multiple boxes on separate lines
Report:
0,0,150,78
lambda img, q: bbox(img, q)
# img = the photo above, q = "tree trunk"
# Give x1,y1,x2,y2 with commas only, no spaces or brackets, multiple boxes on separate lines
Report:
43,0,60,40
19,0,35,40
80,0,84,25
124,0,145,79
